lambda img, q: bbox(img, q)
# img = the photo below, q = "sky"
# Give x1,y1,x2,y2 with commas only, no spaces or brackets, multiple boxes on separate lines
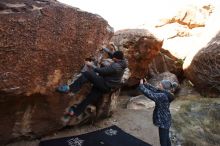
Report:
57,0,195,31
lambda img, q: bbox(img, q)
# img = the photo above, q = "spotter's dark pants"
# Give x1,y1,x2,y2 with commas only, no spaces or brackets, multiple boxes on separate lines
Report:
159,127,171,146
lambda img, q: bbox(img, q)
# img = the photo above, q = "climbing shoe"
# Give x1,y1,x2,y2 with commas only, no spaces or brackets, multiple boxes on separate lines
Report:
64,106,75,116
56,85,70,93
68,107,75,116
61,115,71,126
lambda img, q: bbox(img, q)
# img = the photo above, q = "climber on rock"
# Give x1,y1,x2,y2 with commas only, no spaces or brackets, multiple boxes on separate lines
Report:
57,48,127,125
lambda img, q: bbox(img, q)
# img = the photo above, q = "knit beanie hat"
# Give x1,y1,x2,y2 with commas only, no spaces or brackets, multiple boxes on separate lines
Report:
112,51,124,60
161,80,172,90
161,80,178,91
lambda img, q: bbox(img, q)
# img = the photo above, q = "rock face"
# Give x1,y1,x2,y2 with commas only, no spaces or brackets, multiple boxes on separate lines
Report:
0,0,113,95
148,72,179,88
0,0,113,144
157,4,212,29
147,49,183,81
184,31,220,97
110,29,163,86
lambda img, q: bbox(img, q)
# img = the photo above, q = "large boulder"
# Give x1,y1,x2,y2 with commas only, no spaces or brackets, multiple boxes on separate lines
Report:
0,0,113,144
184,31,220,97
147,49,183,81
110,29,163,86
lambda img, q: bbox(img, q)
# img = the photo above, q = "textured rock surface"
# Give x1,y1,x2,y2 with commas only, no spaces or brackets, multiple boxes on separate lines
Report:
157,4,213,29
0,0,113,95
147,49,183,80
0,0,113,144
110,29,163,86
184,31,220,97
148,72,179,88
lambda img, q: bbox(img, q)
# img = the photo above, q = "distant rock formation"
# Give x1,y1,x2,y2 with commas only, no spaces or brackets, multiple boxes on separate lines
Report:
154,3,215,59
156,4,213,29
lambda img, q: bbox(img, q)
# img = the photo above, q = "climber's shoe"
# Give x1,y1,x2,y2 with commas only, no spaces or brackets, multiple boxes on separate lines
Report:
64,106,75,116
56,85,70,93
61,115,71,126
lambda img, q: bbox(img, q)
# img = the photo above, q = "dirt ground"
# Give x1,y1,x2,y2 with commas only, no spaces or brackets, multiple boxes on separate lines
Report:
6,95,160,146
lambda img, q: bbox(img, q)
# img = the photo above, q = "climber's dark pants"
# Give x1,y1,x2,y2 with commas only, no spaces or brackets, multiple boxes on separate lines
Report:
69,71,110,93
73,86,104,116
69,71,111,116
